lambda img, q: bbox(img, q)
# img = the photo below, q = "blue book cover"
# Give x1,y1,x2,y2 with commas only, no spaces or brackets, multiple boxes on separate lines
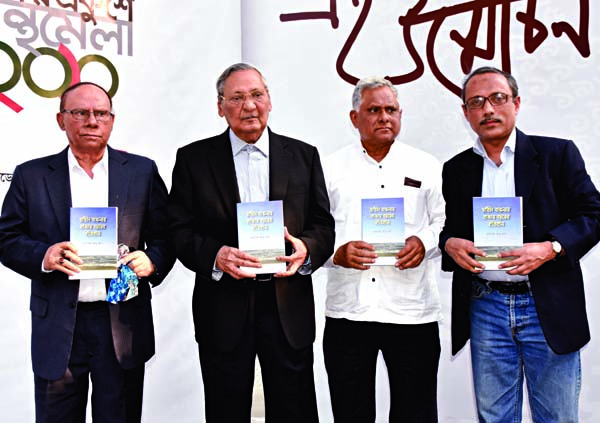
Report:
69,207,118,279
361,198,405,265
237,200,286,275
472,197,523,270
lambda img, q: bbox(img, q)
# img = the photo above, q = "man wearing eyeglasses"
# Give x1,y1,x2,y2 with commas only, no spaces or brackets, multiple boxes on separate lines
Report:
0,82,175,422
167,63,334,422
439,66,600,422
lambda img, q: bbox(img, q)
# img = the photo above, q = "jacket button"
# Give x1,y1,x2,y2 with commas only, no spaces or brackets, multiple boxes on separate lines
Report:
69,301,77,309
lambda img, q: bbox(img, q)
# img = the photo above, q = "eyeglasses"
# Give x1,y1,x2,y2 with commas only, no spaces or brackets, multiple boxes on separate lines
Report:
219,90,268,107
464,92,512,110
61,109,114,122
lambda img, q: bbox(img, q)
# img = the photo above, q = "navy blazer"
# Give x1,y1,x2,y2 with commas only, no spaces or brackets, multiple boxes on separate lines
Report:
0,146,174,380
439,129,600,355
167,128,335,352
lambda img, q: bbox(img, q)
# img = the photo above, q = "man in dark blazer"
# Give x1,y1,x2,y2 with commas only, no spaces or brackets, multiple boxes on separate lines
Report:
439,67,600,422
0,82,174,422
167,63,334,423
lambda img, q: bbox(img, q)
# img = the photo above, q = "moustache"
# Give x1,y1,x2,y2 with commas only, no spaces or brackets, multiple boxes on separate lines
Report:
480,117,502,125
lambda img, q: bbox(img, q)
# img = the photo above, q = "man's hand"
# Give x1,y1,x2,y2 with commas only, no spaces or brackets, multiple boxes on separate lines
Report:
333,240,377,270
215,246,261,280
498,241,555,275
42,241,82,276
395,236,425,270
444,237,486,273
121,250,156,278
275,227,308,278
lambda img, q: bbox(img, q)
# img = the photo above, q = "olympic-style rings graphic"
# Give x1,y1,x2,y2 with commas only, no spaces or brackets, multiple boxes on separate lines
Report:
0,41,119,113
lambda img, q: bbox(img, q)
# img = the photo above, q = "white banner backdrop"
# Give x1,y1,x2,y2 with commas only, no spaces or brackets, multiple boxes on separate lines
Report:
1,1,599,422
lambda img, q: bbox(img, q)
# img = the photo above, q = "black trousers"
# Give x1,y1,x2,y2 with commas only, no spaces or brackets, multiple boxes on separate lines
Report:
199,281,318,423
34,302,145,423
323,317,440,423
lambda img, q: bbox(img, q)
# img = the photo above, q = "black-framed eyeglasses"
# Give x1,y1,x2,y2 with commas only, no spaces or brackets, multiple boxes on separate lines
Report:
61,109,114,122
464,92,512,110
219,90,268,107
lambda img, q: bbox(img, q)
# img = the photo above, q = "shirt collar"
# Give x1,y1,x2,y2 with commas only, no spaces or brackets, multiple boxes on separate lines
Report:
357,138,398,164
472,128,517,161
230,128,269,158
67,146,108,176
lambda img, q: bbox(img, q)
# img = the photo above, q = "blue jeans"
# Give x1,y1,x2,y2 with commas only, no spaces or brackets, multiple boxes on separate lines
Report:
470,279,581,423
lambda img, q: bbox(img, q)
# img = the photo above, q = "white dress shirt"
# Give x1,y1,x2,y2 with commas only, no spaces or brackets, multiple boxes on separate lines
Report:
231,129,270,203
323,140,445,324
211,129,270,281
68,147,110,301
473,129,527,282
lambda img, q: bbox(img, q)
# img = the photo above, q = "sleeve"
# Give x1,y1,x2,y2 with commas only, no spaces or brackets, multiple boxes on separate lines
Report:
166,148,226,279
141,160,176,287
438,160,468,273
547,140,600,267
0,165,51,281
296,146,336,272
413,158,445,259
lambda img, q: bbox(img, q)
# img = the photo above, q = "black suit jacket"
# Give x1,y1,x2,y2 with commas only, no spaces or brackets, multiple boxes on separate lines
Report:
167,128,335,351
439,129,600,355
0,146,174,380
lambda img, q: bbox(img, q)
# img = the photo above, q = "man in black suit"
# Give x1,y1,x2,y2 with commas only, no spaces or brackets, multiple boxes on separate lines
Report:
0,82,174,422
167,63,335,422
439,67,600,422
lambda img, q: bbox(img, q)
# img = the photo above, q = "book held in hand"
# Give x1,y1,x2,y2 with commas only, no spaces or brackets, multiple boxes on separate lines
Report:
70,207,118,279
472,197,523,270
237,200,286,275
361,198,405,265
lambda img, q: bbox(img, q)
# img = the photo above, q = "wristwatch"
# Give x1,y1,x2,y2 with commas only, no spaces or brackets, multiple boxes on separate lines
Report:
551,240,562,259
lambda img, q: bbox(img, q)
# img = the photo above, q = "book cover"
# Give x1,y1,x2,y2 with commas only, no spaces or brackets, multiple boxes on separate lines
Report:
69,207,118,279
472,197,523,270
237,200,286,275
361,198,405,265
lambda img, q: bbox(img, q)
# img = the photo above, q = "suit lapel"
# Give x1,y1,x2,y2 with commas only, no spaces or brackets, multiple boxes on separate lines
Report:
459,150,484,199
268,129,291,201
45,148,72,240
208,130,240,219
514,129,539,208
107,147,133,242
108,146,131,208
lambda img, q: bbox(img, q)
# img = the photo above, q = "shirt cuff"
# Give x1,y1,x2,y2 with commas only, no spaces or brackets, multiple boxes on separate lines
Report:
298,254,312,275
212,258,223,281
42,260,52,273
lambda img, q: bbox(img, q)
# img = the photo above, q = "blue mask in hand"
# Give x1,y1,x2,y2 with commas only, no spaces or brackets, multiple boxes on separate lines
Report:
106,244,139,304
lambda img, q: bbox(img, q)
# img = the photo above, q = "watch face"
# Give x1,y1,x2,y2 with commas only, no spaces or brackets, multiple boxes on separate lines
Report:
552,241,561,254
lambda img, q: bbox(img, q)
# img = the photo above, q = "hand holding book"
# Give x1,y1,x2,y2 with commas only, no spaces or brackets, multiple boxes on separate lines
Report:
215,245,263,280
495,241,558,275
395,235,425,270
42,241,83,276
444,237,486,273
333,240,378,270
274,227,308,278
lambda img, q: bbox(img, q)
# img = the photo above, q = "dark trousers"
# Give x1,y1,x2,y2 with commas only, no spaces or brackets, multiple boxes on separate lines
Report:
199,281,318,423
323,317,440,423
34,302,145,423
